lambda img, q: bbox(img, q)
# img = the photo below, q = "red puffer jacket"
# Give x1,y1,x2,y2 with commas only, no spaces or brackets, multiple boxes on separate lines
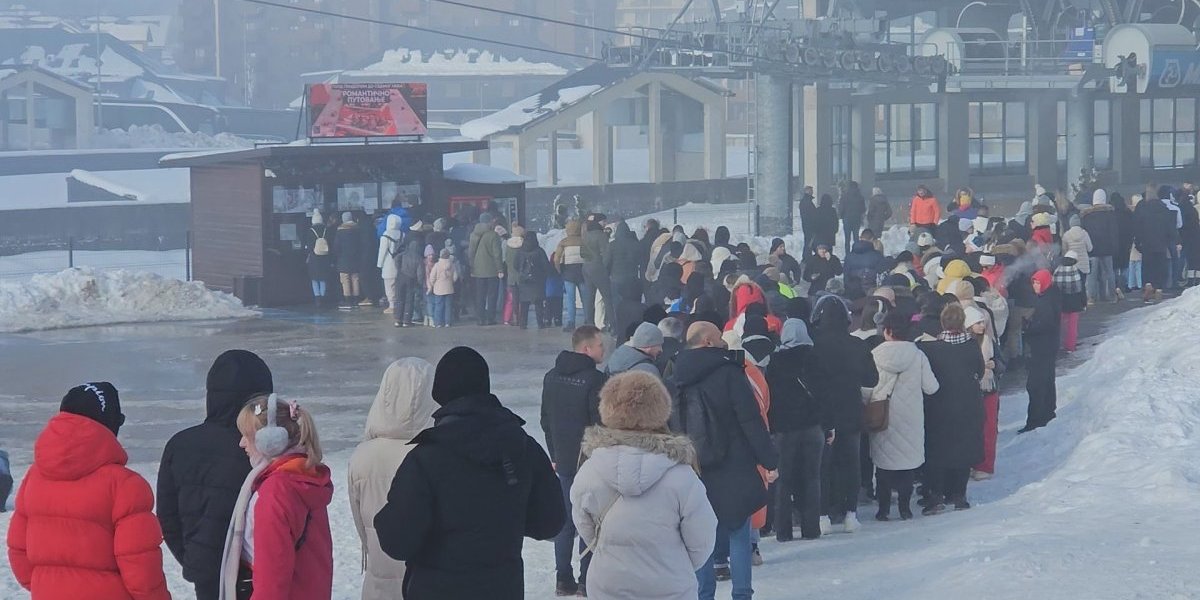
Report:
249,455,334,600
7,413,170,600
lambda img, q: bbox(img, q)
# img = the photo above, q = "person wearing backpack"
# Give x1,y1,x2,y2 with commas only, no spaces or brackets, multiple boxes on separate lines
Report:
427,248,459,327
515,232,550,329
306,210,334,308
670,321,778,600
377,215,404,315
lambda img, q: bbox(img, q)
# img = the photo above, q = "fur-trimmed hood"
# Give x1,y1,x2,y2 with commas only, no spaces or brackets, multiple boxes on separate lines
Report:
580,426,699,490
1079,202,1114,217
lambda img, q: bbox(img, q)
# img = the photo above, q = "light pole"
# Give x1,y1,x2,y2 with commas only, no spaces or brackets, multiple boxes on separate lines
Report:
956,1,988,28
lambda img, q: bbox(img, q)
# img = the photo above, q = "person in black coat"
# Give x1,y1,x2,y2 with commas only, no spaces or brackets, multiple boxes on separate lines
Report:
810,194,839,252
1080,197,1120,302
1133,189,1176,295
843,239,884,300
839,181,867,256
770,237,804,284
376,347,565,600
157,350,273,600
540,328,606,594
671,322,777,596
797,186,817,254
714,225,735,253
1177,195,1200,287
917,304,984,514
515,232,550,329
803,244,842,294
609,221,643,295
1111,192,1134,288
1021,270,1061,433
809,295,878,528
766,318,830,541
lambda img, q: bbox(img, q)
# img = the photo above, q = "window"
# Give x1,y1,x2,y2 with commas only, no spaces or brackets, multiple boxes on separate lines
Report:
1140,98,1196,169
875,103,938,174
1094,99,1112,169
830,105,852,180
1058,100,1112,169
968,101,1026,173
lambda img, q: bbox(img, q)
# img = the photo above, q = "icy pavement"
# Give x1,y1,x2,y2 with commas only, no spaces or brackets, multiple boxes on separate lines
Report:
2,299,1198,598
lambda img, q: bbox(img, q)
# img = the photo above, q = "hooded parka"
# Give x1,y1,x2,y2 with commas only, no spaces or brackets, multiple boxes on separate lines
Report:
349,359,439,600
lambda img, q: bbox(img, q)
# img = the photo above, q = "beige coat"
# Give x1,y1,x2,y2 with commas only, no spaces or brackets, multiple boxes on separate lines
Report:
427,257,458,296
348,358,439,600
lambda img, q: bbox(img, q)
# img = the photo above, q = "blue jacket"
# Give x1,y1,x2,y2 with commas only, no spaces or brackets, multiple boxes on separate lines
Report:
375,206,412,238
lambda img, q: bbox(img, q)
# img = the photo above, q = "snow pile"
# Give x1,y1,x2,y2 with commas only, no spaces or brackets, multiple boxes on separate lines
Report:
92,125,254,150
460,85,601,140
0,267,256,333
443,162,532,185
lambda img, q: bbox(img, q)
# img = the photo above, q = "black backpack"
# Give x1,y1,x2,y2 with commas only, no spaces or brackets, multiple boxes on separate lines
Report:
675,381,729,468
519,252,543,283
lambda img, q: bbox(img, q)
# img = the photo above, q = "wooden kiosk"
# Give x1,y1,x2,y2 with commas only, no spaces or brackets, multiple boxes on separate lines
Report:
160,140,530,306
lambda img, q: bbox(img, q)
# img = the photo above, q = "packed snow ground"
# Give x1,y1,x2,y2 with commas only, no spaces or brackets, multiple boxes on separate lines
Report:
2,287,1198,597
0,267,254,333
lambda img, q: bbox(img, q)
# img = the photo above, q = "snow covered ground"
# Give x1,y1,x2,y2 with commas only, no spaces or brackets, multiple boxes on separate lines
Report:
0,250,187,281
1,287,1197,598
0,267,254,333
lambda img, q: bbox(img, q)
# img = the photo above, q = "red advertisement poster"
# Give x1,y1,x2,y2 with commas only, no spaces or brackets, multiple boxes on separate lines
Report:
307,83,428,138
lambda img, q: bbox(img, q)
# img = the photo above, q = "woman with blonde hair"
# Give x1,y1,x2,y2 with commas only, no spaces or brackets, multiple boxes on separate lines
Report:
220,394,333,600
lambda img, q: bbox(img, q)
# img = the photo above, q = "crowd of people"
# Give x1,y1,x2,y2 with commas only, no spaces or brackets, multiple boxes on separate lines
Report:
4,179,1196,600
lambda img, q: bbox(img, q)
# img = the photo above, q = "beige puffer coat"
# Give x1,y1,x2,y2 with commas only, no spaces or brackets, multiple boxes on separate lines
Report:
348,358,438,600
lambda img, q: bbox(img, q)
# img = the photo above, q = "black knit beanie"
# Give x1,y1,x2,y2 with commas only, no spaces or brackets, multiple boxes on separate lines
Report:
432,347,491,405
60,382,124,435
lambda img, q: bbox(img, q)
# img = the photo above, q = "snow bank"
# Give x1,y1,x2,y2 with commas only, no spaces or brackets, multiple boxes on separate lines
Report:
0,267,255,333
92,125,254,150
460,85,601,140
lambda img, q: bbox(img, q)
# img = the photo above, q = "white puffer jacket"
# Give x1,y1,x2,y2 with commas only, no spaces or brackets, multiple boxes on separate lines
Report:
868,341,940,471
348,358,438,600
377,215,404,279
571,428,717,600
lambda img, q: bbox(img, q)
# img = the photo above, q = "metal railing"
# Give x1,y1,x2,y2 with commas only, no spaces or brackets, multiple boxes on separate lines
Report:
920,38,1100,77
0,234,191,281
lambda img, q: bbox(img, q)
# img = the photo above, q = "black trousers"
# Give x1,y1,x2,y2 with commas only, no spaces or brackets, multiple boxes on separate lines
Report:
475,277,500,324
518,297,546,328
394,277,417,323
925,467,970,501
821,429,861,522
1026,343,1058,428
875,468,915,516
194,579,219,600
1143,251,1169,290
774,426,825,539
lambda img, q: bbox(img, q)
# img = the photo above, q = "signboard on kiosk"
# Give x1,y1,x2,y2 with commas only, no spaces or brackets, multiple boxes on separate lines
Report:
307,83,428,139
1147,50,1200,92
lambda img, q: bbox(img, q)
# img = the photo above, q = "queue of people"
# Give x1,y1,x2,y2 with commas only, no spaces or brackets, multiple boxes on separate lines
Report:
6,180,1189,600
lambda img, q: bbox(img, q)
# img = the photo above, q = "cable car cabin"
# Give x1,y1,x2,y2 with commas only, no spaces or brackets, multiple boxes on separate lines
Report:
160,140,528,307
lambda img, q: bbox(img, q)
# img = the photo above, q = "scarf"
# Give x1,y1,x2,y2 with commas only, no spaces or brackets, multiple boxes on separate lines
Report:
938,330,972,345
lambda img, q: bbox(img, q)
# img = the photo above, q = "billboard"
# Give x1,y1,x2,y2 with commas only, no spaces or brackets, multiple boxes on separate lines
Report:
307,83,428,138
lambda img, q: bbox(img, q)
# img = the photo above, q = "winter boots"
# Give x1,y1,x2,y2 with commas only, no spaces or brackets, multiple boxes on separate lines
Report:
555,573,579,597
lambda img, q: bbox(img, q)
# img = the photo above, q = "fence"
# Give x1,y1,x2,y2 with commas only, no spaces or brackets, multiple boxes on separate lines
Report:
0,233,192,281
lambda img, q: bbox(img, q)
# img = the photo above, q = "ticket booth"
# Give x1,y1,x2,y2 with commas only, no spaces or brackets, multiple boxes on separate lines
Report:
159,140,534,306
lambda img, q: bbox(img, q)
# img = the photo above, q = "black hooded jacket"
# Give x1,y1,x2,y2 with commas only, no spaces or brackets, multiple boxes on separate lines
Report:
809,307,879,434
670,347,778,529
540,351,606,477
375,394,564,600
157,350,273,595
609,221,643,285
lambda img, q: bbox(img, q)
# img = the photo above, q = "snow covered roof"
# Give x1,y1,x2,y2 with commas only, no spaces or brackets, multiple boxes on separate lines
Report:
443,162,532,185
350,47,569,78
460,84,601,141
0,168,190,211
459,63,730,141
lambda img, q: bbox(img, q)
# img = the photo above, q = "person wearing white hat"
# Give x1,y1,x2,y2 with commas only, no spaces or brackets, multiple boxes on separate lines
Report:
1054,250,1086,352
964,305,998,481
